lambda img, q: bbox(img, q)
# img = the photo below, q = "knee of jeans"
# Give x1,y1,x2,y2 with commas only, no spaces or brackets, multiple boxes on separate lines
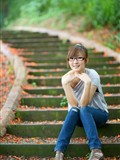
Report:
71,107,79,113
69,107,79,116
68,107,79,122
80,106,89,114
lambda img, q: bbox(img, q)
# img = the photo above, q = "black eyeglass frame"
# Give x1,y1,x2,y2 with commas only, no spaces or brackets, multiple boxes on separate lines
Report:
69,56,85,62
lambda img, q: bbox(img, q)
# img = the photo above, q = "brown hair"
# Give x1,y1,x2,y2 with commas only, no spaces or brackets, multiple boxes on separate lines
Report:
67,43,88,66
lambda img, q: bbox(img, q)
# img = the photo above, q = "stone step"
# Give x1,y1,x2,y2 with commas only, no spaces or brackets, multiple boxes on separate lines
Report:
18,48,97,55
21,94,120,107
27,75,120,86
28,68,120,76
26,62,120,69
1,37,67,43
1,38,70,43
8,40,70,45
1,30,48,36
1,31,59,38
21,48,69,52
23,56,115,63
20,51,104,58
20,53,104,59
6,122,120,138
1,30,120,158
24,85,120,95
16,108,120,121
10,44,69,50
3,40,67,46
0,143,119,157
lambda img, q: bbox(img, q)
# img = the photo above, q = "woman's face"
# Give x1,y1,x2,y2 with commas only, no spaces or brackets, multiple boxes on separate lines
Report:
68,52,86,73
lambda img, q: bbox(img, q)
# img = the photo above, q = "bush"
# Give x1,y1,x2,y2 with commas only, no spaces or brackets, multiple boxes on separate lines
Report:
1,0,120,30
86,0,120,29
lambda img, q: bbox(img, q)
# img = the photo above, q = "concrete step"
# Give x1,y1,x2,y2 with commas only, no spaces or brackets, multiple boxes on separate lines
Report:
1,39,70,44
6,122,120,138
23,85,120,95
18,48,97,55
22,56,115,63
21,94,120,107
0,143,119,157
27,75,120,86
26,62,120,69
28,68,120,76
1,30,59,39
16,108,120,121
1,30,120,158
20,51,104,58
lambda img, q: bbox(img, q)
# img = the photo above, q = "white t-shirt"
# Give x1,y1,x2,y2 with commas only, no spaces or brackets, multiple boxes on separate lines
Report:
68,68,108,113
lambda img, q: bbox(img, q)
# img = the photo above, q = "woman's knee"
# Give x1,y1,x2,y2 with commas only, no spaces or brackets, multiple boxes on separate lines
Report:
80,106,89,113
68,107,80,117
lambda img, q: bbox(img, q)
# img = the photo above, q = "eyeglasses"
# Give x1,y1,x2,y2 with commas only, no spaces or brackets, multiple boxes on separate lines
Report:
69,56,85,62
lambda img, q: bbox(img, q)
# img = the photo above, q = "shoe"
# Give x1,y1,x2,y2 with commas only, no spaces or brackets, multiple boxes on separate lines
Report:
55,151,64,160
88,149,105,160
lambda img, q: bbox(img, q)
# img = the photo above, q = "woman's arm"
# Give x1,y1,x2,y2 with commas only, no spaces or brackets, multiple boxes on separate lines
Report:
61,71,78,107
75,73,97,107
62,83,78,107
80,83,97,107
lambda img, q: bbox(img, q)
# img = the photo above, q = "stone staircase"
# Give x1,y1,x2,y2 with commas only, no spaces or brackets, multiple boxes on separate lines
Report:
0,30,120,158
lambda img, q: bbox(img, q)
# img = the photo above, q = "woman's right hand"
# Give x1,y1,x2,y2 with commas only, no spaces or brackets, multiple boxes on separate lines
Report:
61,70,76,85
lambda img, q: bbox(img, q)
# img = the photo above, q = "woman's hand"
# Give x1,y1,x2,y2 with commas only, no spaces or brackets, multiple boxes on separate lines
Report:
75,73,91,84
61,70,76,85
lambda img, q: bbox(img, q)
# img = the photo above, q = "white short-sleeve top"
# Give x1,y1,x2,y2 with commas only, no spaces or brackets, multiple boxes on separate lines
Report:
68,68,108,113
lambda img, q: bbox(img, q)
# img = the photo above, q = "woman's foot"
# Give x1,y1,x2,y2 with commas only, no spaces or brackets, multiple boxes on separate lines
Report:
55,151,64,160
89,149,105,160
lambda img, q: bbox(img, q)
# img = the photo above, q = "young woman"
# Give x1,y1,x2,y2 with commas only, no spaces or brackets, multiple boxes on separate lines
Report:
54,44,109,160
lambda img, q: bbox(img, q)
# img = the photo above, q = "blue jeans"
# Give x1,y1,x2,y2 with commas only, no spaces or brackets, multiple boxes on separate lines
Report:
54,106,109,153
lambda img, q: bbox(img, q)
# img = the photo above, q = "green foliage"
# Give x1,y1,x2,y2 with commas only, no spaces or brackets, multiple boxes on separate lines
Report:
21,98,24,105
6,0,26,24
115,33,120,44
86,0,120,29
105,32,120,50
60,96,68,107
15,111,21,119
50,0,87,16
1,0,120,30
8,64,14,75
31,82,37,87
20,0,51,21
85,152,90,159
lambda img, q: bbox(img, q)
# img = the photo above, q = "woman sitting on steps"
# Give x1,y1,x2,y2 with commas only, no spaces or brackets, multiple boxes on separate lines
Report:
54,43,109,160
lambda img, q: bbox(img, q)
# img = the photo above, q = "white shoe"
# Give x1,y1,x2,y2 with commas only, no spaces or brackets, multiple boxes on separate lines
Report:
89,149,105,160
55,151,64,160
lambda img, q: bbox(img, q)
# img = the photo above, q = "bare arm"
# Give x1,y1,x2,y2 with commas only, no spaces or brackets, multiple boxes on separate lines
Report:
62,71,97,107
62,83,78,106
61,70,78,107
75,73,97,107
80,83,97,107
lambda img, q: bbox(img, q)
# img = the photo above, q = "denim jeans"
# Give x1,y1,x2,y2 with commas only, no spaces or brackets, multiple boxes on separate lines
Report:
54,106,109,153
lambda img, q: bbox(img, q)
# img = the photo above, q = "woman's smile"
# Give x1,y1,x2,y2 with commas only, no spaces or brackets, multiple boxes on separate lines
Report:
72,65,80,69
